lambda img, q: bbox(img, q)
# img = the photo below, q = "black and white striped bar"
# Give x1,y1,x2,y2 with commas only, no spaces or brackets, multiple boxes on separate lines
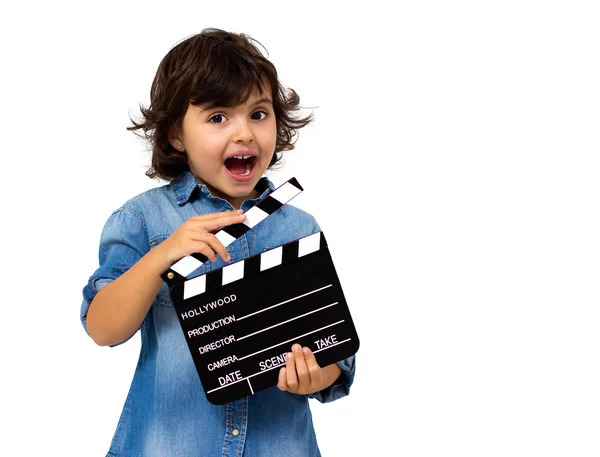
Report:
170,231,324,303
171,231,360,405
161,177,304,286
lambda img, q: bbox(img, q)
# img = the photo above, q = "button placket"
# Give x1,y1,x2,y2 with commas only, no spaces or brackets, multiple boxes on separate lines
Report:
223,401,234,456
232,397,248,457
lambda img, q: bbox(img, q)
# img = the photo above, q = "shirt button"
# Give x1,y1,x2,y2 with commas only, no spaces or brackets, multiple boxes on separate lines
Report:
232,429,240,436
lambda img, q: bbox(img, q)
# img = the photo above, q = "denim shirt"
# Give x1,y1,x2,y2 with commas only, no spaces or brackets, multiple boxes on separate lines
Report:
80,171,356,457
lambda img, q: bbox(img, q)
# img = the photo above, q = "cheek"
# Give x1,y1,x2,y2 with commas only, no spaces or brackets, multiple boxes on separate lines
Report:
189,132,225,153
261,121,278,148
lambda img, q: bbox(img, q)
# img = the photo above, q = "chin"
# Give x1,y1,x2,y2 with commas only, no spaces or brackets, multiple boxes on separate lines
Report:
221,180,259,197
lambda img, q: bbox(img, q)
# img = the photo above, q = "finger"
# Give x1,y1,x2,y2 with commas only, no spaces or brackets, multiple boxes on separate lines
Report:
186,240,219,262
190,209,244,222
285,351,298,393
202,214,246,236
190,211,245,230
293,344,310,390
187,232,230,262
277,367,288,391
303,347,324,389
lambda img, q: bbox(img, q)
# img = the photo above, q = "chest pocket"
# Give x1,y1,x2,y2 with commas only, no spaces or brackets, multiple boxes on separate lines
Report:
260,233,306,254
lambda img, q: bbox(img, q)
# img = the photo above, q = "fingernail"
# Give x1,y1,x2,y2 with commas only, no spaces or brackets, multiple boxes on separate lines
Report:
292,344,301,352
287,352,293,360
303,347,311,356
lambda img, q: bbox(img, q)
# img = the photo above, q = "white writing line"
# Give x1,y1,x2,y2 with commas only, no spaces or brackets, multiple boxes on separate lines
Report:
206,338,352,394
236,284,333,321
207,361,283,393
247,378,254,395
238,320,345,361
237,302,338,341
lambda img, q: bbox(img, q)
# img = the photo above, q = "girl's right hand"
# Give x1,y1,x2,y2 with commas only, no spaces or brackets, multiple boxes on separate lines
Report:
155,209,246,267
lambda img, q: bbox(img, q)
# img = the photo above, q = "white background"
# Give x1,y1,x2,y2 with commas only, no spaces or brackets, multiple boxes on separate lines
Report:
1,1,599,456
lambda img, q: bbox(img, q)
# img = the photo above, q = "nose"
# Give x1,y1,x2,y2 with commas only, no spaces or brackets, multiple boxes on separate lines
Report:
232,118,254,143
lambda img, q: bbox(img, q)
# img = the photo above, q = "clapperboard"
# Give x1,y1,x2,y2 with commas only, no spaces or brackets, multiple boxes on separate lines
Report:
161,178,359,405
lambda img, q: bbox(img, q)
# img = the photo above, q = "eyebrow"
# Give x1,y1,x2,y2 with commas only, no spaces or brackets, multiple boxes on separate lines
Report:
250,97,273,106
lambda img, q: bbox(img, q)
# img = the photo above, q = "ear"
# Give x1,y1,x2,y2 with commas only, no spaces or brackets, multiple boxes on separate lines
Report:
169,140,183,151
168,125,184,151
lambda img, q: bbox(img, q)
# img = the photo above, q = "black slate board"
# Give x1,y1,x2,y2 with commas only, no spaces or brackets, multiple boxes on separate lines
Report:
168,232,360,404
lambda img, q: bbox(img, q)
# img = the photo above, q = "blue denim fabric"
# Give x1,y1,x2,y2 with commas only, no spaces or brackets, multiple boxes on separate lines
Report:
81,171,356,457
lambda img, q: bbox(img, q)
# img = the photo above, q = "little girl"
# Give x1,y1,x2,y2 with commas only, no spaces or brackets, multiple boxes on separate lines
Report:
80,28,356,457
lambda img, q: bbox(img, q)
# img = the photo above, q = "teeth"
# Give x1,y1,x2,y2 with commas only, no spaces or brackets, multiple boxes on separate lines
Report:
232,155,252,160
242,163,252,176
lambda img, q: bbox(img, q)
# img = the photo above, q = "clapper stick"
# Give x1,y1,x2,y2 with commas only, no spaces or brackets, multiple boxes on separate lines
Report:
161,177,304,286
161,178,360,404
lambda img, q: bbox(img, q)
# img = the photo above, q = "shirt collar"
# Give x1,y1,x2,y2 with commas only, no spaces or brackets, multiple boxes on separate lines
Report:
170,170,275,206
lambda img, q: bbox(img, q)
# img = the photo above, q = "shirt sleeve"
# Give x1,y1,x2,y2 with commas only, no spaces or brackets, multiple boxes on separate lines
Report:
80,206,150,345
307,355,356,403
306,216,357,403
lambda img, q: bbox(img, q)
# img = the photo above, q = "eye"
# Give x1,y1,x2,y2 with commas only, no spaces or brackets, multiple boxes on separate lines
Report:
251,110,268,120
209,113,227,124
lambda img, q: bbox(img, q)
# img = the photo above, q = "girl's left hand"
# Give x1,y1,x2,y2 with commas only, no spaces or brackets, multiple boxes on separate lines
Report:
277,344,324,395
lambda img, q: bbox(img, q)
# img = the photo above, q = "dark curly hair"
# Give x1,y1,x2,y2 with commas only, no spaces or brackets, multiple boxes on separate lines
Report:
127,28,314,182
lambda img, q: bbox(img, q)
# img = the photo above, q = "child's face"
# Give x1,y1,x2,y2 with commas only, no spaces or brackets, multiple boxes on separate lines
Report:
174,85,277,208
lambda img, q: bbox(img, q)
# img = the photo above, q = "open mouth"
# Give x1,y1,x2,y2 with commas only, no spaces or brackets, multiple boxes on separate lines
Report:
224,155,258,177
